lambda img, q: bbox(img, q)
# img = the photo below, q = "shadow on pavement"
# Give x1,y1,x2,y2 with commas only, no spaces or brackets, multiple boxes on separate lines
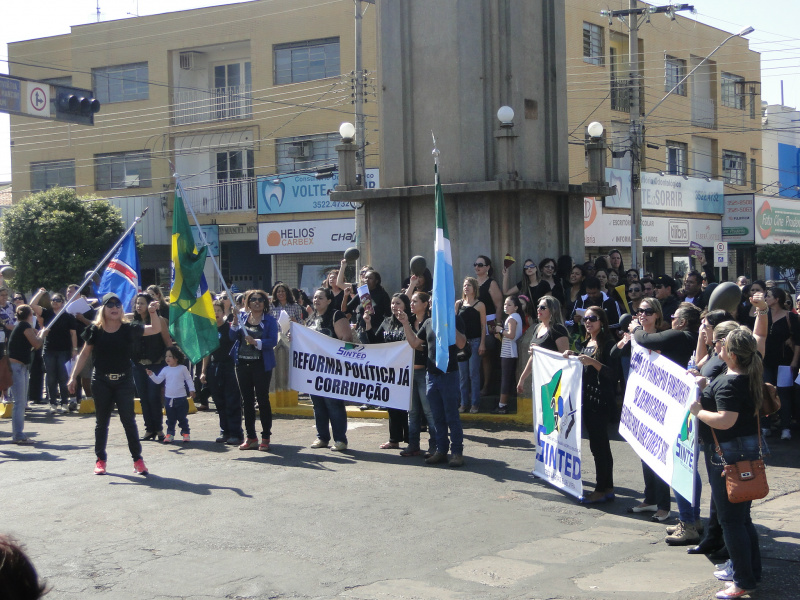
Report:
0,449,65,462
107,472,252,497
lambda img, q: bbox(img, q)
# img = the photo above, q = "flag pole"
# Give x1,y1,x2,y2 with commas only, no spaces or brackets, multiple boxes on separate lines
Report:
171,171,234,306
47,207,148,329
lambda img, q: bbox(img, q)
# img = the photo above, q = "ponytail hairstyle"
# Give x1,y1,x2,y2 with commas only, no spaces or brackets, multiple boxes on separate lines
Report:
505,294,525,322
724,327,763,416
711,321,739,357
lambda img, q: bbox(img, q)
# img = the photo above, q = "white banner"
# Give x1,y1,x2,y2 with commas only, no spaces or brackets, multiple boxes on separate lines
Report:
289,323,414,410
619,341,698,501
532,347,583,500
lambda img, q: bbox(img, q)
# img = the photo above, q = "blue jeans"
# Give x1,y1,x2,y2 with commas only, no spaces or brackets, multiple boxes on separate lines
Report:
164,396,190,436
207,360,243,439
10,361,30,441
43,348,71,406
408,369,435,449
426,370,463,455
311,394,347,444
705,435,765,590
133,362,164,434
675,468,702,523
458,338,481,408
92,373,141,462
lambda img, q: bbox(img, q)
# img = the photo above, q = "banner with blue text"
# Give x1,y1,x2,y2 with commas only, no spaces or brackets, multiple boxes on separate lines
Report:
532,347,583,500
289,324,414,410
620,341,698,501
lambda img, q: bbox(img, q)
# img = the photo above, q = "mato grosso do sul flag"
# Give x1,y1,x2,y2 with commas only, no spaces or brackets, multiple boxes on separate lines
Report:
169,184,218,363
531,346,584,500
432,162,455,372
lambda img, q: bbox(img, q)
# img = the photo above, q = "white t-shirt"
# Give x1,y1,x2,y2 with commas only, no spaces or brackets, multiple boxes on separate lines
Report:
500,313,523,358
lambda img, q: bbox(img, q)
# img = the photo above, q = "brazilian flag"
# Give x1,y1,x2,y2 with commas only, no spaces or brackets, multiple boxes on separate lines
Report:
169,185,219,363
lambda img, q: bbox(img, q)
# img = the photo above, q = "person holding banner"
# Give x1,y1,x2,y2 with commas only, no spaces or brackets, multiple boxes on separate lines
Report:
690,328,766,599
306,287,353,451
68,293,163,475
230,289,278,452
566,306,617,504
516,295,570,393
365,293,412,449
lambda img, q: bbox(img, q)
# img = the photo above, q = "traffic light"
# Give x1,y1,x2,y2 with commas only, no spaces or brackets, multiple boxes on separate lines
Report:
54,85,100,125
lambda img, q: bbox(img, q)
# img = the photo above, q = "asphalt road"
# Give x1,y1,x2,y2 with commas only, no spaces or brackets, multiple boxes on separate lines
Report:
2,405,799,600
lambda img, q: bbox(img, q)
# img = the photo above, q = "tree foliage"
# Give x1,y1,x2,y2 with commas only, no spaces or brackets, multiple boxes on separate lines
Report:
756,242,800,275
0,187,125,291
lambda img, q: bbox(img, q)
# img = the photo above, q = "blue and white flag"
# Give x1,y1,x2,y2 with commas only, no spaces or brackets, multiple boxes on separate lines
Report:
97,231,140,312
432,163,455,372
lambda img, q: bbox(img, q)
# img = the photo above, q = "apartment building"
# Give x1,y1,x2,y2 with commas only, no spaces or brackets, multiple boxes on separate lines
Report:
566,0,761,278
8,0,377,290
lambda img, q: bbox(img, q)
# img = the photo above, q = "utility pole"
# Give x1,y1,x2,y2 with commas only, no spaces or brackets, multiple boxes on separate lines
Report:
602,2,693,275
354,0,371,186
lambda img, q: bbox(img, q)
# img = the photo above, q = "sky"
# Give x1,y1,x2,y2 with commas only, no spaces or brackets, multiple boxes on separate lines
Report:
1,0,798,183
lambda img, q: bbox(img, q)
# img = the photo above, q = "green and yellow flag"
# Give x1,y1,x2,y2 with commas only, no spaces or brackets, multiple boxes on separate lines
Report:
169,184,219,363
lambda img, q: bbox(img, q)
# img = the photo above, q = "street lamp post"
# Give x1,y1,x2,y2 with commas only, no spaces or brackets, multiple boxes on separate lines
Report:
629,25,754,274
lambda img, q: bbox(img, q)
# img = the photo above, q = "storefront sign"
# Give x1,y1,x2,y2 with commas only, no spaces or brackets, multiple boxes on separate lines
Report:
722,194,755,244
258,218,355,254
257,169,379,215
604,168,724,214
190,225,219,257
584,199,721,247
755,195,800,245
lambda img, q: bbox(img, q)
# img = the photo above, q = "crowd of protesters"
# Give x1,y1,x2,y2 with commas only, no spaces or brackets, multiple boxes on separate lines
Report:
2,250,799,599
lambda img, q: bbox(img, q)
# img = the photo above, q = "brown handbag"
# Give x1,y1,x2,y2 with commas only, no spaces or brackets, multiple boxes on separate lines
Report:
0,355,13,390
710,416,769,503
761,382,781,417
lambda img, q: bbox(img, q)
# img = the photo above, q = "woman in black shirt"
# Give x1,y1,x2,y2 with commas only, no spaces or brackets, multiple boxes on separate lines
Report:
690,328,766,598
7,305,47,444
68,293,162,476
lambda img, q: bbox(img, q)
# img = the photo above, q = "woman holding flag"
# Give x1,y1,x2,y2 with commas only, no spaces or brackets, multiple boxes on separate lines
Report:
68,293,163,476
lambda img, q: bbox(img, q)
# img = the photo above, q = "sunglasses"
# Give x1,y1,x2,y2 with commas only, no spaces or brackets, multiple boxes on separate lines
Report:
583,315,600,323
13,297,23,301
105,300,122,308
52,298,64,303
713,338,724,345
637,308,656,316
249,297,265,303
628,288,641,293
473,263,486,267
536,305,548,311
524,265,536,270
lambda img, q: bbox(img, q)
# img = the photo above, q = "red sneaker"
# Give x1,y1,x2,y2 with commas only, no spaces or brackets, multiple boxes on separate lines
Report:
94,460,106,475
133,459,148,475
258,437,270,452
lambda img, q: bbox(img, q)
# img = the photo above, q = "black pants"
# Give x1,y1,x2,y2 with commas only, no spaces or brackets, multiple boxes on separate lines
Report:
208,360,243,439
92,374,141,462
583,401,614,491
388,408,409,444
235,360,272,440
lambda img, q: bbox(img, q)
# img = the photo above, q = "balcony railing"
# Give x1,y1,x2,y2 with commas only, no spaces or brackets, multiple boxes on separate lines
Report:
171,85,252,125
610,77,630,113
691,96,716,129
184,179,257,214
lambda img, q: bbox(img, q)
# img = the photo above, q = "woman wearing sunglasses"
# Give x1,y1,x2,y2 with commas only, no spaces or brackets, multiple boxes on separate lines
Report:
230,289,279,452
627,282,644,314
564,306,617,504
532,257,565,306
474,255,503,396
68,293,162,475
502,258,539,299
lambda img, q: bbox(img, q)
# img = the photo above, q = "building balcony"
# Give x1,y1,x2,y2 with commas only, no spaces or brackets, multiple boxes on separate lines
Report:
610,77,630,113
185,178,257,214
691,96,716,129
171,85,252,126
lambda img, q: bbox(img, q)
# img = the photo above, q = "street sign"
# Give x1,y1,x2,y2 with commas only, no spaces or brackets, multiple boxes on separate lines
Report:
714,241,728,268
0,75,99,124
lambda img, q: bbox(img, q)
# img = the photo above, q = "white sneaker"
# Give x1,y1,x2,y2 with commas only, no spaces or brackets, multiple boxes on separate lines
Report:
47,404,57,415
310,438,329,449
56,404,65,413
330,441,348,452
781,428,792,440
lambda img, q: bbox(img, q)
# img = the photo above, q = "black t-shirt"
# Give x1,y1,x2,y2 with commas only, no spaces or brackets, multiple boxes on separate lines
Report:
307,307,348,340
416,316,465,374
83,322,144,374
530,323,569,353
699,374,759,444
764,312,800,369
700,354,726,380
210,320,235,363
41,308,77,352
8,321,33,365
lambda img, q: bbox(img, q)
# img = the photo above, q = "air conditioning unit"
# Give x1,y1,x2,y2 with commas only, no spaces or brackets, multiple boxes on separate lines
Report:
287,142,312,159
179,51,204,71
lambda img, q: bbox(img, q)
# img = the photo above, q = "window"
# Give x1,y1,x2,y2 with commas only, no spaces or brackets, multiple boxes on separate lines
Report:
666,141,687,175
213,61,252,120
721,72,744,109
92,63,149,104
274,38,340,85
31,160,75,192
583,23,604,65
665,56,686,95
95,151,151,190
750,158,757,191
276,132,338,174
722,150,746,185
215,149,255,211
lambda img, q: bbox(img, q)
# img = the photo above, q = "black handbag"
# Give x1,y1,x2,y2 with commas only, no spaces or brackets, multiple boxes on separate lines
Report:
456,341,472,362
